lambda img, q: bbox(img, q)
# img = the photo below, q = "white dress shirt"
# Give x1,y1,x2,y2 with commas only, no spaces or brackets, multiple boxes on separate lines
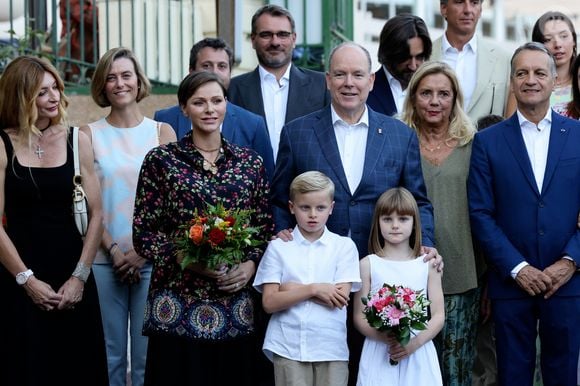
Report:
253,227,361,362
441,33,478,110
331,105,369,194
510,108,552,278
259,64,291,161
383,66,406,114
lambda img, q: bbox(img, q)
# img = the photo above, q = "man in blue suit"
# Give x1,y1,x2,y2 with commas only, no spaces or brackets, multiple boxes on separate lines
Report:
228,4,330,161
154,38,274,180
367,14,432,117
468,42,580,386
271,41,436,386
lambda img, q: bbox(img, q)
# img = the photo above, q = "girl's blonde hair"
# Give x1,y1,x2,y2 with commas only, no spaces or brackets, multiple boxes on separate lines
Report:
0,56,68,144
368,187,422,256
401,61,475,147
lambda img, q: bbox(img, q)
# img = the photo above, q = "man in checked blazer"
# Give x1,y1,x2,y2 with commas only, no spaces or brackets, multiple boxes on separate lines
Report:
270,41,437,386
271,42,434,255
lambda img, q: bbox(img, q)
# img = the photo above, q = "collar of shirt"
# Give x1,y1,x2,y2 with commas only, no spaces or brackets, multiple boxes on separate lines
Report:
516,108,552,132
383,66,406,113
292,225,331,246
258,62,291,88
442,32,478,54
330,104,370,128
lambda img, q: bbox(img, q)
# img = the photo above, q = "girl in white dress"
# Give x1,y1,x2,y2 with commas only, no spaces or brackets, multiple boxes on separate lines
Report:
355,187,444,386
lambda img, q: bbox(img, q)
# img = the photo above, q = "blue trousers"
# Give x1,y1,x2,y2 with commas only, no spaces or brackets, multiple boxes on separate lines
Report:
493,296,580,386
93,263,151,386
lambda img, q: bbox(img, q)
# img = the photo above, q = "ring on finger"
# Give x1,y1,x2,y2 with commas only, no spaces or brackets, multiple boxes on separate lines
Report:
128,268,134,275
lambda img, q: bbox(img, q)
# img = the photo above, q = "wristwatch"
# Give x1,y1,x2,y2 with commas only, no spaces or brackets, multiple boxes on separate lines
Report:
16,269,34,285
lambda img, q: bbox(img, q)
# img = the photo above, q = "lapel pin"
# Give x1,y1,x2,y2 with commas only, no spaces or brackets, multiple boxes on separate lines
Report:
378,128,382,134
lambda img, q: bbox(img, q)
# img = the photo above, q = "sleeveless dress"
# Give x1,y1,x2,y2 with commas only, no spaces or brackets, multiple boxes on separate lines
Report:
0,129,109,386
88,117,159,386
357,254,442,386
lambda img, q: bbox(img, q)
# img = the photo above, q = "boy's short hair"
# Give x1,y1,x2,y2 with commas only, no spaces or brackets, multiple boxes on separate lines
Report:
289,171,335,201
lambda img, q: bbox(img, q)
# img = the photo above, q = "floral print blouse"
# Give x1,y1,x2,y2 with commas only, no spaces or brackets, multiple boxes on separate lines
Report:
133,135,273,341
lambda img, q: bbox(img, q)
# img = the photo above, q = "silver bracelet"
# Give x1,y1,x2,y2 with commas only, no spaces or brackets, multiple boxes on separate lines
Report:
72,262,91,283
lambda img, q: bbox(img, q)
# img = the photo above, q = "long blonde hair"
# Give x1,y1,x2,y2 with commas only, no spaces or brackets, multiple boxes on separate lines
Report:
401,61,475,146
0,56,68,145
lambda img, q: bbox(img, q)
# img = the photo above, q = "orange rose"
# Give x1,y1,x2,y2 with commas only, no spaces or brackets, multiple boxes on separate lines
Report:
189,224,204,245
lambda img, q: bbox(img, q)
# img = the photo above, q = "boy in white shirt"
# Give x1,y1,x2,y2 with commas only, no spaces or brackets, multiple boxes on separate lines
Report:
253,171,361,386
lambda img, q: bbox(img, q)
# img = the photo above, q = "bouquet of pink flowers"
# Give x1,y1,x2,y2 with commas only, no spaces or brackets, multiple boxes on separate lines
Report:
175,202,264,270
361,283,431,364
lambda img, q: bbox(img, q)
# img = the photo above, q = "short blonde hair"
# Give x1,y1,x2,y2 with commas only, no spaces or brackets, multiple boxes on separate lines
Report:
91,47,151,107
401,61,475,146
368,187,422,256
289,171,335,202
0,55,68,142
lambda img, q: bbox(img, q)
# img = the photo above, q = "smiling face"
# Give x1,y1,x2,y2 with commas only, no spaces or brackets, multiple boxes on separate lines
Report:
289,189,334,242
541,19,576,71
510,49,555,114
104,57,139,108
326,44,375,124
36,71,61,124
413,72,454,130
182,81,227,135
441,0,482,39
251,13,296,71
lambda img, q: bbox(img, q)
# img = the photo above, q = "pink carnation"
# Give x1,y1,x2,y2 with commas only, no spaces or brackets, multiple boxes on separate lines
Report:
385,305,406,326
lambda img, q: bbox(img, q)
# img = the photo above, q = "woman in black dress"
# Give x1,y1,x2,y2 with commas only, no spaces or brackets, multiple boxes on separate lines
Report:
0,56,108,385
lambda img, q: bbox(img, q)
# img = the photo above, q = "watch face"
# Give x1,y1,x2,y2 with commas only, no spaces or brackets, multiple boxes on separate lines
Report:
16,270,32,285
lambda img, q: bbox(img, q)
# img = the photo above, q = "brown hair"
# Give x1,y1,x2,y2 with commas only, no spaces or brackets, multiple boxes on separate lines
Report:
90,47,151,107
532,11,577,78
368,187,422,256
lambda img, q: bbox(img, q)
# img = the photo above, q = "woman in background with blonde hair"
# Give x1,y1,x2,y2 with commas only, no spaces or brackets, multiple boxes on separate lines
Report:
0,56,107,385
401,61,480,386
82,46,176,386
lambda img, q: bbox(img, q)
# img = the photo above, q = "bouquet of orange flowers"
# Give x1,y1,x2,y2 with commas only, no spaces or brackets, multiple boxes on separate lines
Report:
175,202,264,270
361,283,431,364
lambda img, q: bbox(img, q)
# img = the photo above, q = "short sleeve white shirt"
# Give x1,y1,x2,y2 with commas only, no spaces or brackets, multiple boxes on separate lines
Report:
253,227,361,362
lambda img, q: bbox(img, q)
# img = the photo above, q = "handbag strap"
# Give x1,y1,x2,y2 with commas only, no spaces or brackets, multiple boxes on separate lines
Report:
72,126,81,178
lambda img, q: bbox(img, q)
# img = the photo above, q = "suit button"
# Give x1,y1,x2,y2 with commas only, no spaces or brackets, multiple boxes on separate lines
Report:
539,230,544,236
350,201,357,206
539,202,545,208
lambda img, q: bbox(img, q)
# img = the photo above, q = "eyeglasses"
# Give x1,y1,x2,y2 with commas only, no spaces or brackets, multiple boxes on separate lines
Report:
256,31,293,40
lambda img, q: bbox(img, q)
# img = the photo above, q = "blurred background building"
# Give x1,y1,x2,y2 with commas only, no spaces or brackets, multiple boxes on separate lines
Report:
1,0,579,126
1,0,579,85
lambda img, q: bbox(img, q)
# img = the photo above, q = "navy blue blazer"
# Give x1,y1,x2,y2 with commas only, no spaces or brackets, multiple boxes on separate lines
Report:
228,65,331,126
468,112,580,298
271,105,434,256
367,68,398,117
153,102,275,180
